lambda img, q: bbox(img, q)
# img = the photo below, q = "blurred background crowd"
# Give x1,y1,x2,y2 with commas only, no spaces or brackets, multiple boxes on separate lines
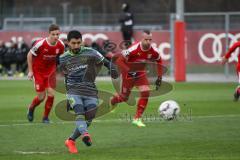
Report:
0,34,115,77
0,36,29,77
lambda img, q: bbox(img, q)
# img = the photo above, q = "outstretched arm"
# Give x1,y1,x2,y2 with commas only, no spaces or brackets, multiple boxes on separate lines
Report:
155,58,162,90
103,58,119,79
115,54,130,73
222,41,240,64
27,51,33,80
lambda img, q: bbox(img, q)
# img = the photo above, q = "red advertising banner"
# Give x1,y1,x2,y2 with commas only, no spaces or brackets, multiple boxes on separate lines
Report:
0,30,239,65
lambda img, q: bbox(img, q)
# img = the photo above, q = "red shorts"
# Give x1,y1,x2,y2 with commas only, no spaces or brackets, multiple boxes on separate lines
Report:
33,72,56,92
120,72,149,95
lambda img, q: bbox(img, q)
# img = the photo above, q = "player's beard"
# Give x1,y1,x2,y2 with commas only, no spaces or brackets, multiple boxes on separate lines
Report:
142,43,150,50
71,48,80,54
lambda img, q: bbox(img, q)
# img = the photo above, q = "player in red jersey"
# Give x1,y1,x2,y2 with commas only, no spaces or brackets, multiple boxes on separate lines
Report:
222,41,240,101
27,24,65,123
111,30,162,127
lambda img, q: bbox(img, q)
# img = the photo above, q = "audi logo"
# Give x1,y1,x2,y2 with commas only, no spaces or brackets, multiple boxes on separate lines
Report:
199,33,240,63
152,42,171,61
82,33,109,42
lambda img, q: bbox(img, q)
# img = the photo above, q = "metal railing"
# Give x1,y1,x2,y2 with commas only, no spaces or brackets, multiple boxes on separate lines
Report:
169,12,240,76
1,12,169,30
3,15,56,30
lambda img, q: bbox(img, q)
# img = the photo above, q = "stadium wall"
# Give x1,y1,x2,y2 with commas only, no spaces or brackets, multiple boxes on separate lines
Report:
1,30,239,65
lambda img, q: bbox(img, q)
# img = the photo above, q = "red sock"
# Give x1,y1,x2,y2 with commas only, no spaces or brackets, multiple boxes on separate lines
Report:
43,96,54,118
134,90,149,119
29,96,43,110
134,98,148,119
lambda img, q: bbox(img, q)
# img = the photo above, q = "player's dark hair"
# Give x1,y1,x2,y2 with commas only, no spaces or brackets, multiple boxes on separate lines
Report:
143,30,151,35
49,24,60,33
67,30,82,41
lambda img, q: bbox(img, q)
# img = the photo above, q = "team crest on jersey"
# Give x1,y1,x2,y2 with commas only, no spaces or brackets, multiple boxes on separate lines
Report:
147,54,152,59
56,49,60,54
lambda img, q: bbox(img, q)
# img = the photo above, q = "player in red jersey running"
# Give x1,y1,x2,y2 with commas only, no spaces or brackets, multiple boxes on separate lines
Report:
222,41,240,101
111,30,162,127
27,24,65,123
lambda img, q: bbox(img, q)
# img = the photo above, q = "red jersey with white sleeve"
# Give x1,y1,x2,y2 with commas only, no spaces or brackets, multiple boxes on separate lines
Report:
118,42,162,77
224,41,240,71
30,38,65,76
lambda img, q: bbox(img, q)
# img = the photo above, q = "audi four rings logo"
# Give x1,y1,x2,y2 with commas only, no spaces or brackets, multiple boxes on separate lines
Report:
199,33,240,63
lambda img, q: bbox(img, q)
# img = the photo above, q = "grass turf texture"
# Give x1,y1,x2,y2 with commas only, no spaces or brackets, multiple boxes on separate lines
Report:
0,80,240,160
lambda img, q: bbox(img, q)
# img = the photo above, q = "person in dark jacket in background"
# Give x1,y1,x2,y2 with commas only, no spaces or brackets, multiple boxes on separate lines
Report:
119,2,134,48
0,40,6,76
15,37,29,77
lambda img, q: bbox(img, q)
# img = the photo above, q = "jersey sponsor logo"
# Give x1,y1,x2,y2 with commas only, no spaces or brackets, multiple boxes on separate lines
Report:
44,55,57,58
68,64,88,71
199,33,240,63
43,55,57,60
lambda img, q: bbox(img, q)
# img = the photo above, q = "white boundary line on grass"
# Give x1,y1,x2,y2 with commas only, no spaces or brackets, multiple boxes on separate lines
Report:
13,150,240,159
0,114,240,127
0,119,124,127
14,151,54,155
193,114,240,119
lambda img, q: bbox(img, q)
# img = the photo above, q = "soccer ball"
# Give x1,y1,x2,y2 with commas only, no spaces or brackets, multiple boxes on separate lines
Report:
158,100,180,120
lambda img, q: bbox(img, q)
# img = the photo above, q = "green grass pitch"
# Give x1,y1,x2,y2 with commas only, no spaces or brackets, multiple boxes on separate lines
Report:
0,80,240,160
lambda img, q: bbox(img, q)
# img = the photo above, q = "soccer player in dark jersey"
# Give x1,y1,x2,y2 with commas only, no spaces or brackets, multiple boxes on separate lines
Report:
27,24,65,123
59,30,118,154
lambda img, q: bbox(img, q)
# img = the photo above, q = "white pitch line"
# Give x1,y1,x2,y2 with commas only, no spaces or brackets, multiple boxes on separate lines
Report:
0,119,124,127
0,114,240,127
193,114,240,119
14,151,54,155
